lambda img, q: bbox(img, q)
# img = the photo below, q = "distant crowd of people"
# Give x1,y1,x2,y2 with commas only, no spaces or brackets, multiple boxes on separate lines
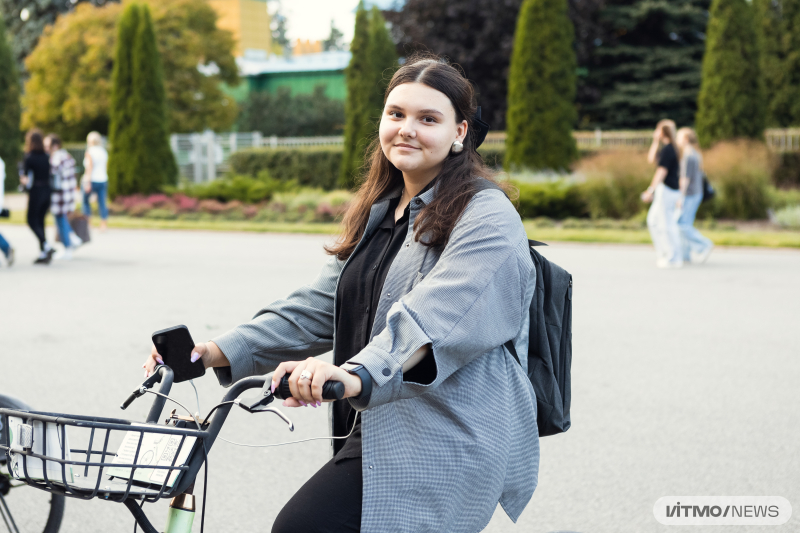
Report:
642,120,714,269
0,128,109,267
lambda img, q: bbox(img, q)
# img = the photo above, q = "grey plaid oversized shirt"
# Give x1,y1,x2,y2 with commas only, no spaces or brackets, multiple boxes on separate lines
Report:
213,184,540,532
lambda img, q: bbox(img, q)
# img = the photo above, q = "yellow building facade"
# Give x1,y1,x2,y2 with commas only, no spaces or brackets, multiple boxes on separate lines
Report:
208,0,272,57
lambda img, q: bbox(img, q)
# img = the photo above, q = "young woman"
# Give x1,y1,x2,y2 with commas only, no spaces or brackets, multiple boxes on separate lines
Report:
642,119,682,268
675,127,714,264
45,134,79,260
20,129,54,265
82,131,109,232
143,56,539,533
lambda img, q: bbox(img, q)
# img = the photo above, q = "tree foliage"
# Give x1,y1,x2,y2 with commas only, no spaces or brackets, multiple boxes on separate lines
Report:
21,0,238,141
0,10,21,190
506,0,577,170
695,0,764,147
322,19,345,52
579,1,710,129
109,3,176,196
238,85,344,137
340,3,397,189
0,0,117,74
756,0,800,127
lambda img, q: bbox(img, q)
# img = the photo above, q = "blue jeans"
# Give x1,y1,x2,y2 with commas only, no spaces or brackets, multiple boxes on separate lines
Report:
55,214,72,248
0,232,9,257
678,192,713,261
83,181,108,220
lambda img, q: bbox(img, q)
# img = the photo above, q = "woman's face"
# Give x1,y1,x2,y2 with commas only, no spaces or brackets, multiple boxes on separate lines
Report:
379,82,468,178
675,131,687,150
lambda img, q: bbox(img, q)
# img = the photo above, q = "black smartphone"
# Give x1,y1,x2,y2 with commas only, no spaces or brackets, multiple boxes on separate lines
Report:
151,325,206,383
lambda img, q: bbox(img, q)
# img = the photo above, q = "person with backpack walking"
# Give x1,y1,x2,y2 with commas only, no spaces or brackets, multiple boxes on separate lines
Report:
675,127,714,264
641,119,683,269
143,55,541,533
45,134,79,260
19,129,54,265
0,154,15,267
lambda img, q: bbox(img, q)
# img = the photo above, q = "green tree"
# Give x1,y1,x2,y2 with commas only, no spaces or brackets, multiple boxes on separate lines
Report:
580,1,710,129
108,2,139,198
695,0,764,147
322,19,345,52
505,0,577,171
0,11,21,190
756,0,800,127
341,2,398,189
109,3,176,196
238,85,344,137
22,0,238,140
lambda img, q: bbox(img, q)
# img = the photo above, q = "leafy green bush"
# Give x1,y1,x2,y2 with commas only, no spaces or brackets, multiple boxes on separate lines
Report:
704,140,771,219
769,187,800,210
237,85,344,137
575,150,652,219
478,147,505,168
773,205,800,228
230,148,342,190
512,180,586,219
772,153,800,188
177,172,298,203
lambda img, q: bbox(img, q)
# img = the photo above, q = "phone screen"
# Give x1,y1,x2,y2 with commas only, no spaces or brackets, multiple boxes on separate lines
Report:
152,325,206,383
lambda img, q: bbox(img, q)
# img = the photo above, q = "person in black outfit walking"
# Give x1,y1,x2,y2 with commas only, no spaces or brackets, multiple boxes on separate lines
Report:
20,129,54,265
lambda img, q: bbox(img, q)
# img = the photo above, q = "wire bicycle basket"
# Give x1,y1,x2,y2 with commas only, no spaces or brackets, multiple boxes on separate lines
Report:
0,408,207,504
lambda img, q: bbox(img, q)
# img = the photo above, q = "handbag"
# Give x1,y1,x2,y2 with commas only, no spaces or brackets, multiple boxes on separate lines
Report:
701,174,716,203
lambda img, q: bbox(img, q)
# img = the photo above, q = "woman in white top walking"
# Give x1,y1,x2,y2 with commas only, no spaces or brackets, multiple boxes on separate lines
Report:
82,131,109,232
675,127,713,264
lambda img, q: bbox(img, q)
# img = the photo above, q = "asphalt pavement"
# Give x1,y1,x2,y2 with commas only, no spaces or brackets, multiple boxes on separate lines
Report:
1,223,798,532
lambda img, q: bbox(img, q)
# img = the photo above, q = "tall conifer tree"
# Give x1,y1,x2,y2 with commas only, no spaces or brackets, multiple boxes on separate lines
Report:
756,0,800,127
506,0,577,170
0,11,21,190
695,0,764,147
340,2,396,189
128,4,176,194
108,2,139,197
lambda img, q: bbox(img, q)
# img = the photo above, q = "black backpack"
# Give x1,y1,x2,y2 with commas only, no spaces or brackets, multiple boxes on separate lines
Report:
504,242,572,437
473,180,573,437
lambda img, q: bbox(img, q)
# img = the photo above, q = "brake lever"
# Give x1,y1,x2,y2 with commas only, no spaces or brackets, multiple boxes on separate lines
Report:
120,365,167,410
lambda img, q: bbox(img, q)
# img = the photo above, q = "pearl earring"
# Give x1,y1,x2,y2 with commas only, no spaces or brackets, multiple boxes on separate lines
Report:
451,140,464,153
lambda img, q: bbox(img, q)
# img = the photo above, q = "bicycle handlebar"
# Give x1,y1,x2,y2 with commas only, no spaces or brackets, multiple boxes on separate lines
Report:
272,375,345,401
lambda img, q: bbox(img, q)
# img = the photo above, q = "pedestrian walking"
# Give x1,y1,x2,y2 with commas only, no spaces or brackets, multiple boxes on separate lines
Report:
82,131,109,232
143,56,539,533
45,134,79,260
642,119,683,269
0,155,15,267
675,127,714,264
20,129,54,265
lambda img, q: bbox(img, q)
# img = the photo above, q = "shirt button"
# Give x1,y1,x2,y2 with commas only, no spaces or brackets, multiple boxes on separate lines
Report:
386,293,391,297
382,368,390,376
369,465,374,469
405,243,410,247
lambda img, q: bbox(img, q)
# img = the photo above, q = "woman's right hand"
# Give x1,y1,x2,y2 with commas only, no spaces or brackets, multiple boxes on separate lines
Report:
141,342,208,378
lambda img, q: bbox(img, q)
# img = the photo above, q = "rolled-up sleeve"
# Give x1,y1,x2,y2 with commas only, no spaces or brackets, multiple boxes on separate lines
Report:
348,193,533,410
212,255,343,386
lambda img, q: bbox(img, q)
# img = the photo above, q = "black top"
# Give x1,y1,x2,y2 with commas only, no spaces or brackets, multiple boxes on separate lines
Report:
23,151,51,189
658,143,680,190
333,195,410,461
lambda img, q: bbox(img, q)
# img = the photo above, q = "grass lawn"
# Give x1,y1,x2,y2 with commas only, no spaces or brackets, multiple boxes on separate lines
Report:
5,211,800,248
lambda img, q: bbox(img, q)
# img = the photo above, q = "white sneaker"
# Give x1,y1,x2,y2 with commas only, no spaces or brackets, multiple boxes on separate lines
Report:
70,232,83,247
54,248,73,261
657,258,683,269
691,245,714,264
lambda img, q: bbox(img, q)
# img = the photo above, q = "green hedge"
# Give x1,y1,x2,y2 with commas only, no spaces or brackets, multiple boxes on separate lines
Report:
229,146,507,191
512,181,587,219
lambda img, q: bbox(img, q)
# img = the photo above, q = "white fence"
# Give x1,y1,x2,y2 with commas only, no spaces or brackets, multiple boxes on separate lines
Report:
168,128,800,182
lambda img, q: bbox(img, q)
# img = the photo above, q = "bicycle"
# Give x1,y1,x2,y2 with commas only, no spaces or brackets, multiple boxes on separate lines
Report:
0,394,65,533
0,365,344,533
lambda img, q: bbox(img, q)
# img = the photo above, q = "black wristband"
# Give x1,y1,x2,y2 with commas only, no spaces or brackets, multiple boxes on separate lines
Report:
342,363,373,402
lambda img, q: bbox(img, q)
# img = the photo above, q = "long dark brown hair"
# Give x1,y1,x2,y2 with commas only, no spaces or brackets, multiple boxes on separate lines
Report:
326,55,505,260
25,129,45,154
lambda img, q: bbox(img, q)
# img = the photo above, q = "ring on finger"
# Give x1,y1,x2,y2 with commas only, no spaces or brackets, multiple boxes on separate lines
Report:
299,369,313,382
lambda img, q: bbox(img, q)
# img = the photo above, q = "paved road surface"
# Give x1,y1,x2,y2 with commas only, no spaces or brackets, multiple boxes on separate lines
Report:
1,224,798,532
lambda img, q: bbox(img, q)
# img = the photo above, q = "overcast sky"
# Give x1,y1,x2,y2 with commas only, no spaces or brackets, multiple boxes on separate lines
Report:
278,0,400,43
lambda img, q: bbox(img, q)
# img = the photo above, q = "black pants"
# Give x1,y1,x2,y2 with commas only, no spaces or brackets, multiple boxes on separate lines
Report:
27,187,51,251
272,456,362,533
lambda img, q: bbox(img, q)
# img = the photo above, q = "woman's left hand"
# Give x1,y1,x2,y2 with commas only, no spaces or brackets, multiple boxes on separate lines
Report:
272,358,363,408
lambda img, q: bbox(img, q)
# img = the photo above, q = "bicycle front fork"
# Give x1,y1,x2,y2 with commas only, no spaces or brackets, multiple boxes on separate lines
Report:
164,493,195,533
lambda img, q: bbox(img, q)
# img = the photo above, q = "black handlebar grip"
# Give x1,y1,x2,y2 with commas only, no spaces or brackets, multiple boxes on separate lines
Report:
274,375,345,401
120,389,142,410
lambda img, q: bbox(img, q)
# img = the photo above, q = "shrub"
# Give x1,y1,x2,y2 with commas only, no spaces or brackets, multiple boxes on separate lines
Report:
179,172,297,203
512,180,586,219
772,153,800,188
704,140,772,219
478,147,505,168
769,187,800,210
575,150,652,219
237,85,344,137
230,148,342,190
773,205,800,228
